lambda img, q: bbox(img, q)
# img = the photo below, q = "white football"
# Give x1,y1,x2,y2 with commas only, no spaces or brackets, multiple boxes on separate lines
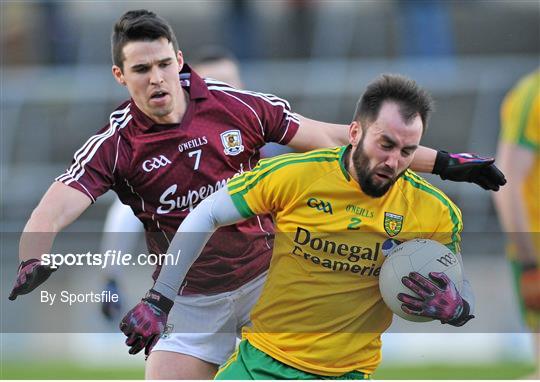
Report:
379,238,463,322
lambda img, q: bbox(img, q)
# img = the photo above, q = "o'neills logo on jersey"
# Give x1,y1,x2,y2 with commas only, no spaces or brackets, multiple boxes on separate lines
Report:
178,136,208,153
142,155,171,173
346,204,374,218
220,130,244,156
290,227,382,277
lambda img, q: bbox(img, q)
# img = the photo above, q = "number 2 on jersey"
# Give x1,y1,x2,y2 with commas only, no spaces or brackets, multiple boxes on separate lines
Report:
347,217,362,230
188,149,202,170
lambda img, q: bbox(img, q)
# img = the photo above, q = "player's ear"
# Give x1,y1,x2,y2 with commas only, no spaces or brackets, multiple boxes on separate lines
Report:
176,50,184,68
112,65,126,86
349,121,363,146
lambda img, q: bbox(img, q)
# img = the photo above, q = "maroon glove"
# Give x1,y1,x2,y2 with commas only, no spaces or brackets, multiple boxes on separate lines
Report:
398,271,474,326
119,289,173,356
9,259,57,300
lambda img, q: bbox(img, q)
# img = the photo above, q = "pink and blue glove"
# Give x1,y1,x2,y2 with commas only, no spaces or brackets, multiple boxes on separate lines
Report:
9,259,57,301
119,289,173,356
398,271,474,327
433,151,506,191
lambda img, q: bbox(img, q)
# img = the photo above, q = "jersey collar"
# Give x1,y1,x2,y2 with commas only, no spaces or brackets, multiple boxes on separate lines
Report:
339,145,352,181
180,63,210,100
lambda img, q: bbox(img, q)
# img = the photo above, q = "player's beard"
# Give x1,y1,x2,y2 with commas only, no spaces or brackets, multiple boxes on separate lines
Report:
352,137,405,198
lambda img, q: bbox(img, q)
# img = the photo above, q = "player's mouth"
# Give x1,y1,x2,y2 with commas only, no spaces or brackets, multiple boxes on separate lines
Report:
149,90,170,104
374,171,393,181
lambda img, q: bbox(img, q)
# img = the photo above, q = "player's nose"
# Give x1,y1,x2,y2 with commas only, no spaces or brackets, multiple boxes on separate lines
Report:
384,153,399,172
149,66,164,85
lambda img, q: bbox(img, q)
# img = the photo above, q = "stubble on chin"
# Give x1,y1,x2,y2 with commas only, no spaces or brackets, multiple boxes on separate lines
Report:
150,103,175,120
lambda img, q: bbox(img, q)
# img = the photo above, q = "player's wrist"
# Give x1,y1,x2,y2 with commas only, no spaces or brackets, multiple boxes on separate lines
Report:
18,258,42,270
432,150,450,177
143,289,174,314
18,258,57,273
446,299,474,327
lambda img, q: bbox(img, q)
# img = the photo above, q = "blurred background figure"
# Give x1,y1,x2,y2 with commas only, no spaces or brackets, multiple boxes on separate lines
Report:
191,46,244,88
224,0,259,59
494,69,540,379
396,0,455,58
100,46,245,322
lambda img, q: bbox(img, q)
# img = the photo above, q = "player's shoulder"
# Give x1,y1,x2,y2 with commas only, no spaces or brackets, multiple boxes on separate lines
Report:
257,146,343,173
515,70,540,94
203,78,292,110
98,101,142,143
229,147,343,193
202,77,237,91
501,70,540,148
399,170,462,222
81,101,135,157
95,100,133,134
504,70,540,106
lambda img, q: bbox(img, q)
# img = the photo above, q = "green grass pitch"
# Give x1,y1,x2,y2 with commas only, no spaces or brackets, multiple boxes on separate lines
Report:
0,362,536,379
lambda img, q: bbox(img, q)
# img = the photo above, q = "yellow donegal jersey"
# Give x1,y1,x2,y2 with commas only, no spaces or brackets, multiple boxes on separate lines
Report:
501,70,540,250
227,146,462,376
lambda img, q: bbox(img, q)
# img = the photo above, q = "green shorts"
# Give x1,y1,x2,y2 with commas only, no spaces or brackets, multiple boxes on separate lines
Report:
510,260,540,331
215,340,369,380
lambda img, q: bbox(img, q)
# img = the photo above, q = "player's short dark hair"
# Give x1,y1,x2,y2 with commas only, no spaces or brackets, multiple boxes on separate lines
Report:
353,74,433,133
111,9,179,70
191,46,239,67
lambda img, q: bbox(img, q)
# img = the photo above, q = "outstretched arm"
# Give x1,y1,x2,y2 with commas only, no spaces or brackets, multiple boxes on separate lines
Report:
10,182,92,300
119,187,245,355
154,187,244,300
288,116,506,191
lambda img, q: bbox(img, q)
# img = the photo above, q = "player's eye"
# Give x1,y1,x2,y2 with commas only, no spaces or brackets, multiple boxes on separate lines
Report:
381,143,393,150
134,67,149,73
401,149,412,157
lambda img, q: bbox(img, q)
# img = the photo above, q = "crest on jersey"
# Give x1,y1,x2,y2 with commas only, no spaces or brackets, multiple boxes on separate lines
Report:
384,212,403,237
220,130,244,156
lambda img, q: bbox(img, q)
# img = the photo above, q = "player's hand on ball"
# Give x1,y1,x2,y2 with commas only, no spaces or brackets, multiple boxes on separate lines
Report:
101,278,122,321
432,151,507,191
8,259,57,301
398,271,474,326
120,289,173,356
520,264,540,311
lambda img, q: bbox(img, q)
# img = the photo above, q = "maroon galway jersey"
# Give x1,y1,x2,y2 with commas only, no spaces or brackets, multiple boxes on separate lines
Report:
56,65,299,295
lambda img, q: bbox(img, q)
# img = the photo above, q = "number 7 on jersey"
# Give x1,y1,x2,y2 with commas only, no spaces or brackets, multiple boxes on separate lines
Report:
188,149,202,170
